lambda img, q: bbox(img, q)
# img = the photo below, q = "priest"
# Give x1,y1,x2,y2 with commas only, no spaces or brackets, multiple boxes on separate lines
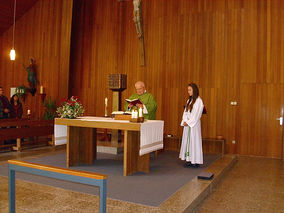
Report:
124,81,157,120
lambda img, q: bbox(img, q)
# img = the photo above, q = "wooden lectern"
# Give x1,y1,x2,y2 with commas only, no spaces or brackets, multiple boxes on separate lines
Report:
108,74,127,144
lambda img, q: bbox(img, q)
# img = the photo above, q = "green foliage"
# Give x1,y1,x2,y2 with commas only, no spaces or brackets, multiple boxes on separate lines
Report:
43,97,57,120
15,85,27,98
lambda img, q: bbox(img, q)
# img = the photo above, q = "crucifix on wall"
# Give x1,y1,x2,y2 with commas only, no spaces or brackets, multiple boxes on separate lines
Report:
133,0,145,66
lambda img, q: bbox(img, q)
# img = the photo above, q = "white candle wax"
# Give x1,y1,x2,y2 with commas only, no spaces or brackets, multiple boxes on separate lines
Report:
105,97,108,107
139,107,143,117
134,111,138,119
40,86,44,94
131,110,134,118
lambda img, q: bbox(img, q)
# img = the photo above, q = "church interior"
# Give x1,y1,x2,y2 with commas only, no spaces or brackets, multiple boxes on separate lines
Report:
0,0,283,212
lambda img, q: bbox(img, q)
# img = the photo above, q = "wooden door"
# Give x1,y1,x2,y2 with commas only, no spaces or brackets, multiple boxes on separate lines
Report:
239,84,284,159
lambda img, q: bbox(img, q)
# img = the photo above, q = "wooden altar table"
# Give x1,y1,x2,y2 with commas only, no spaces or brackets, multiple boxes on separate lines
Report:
55,117,163,176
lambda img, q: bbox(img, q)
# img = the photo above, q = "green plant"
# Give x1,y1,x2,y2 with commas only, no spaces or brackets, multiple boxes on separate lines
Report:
43,97,57,120
57,96,84,119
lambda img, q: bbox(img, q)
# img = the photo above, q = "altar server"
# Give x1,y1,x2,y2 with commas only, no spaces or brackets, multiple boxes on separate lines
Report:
179,83,204,168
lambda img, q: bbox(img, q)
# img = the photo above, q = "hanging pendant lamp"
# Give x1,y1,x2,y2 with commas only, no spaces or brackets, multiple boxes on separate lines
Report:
10,0,16,60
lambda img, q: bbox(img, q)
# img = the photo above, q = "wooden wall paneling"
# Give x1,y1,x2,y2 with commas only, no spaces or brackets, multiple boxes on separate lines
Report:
0,36,2,75
58,0,73,98
270,0,283,84
0,0,73,119
256,0,268,84
240,0,257,84
0,0,39,35
265,84,284,158
280,0,284,84
67,0,283,158
239,83,284,158
239,84,254,155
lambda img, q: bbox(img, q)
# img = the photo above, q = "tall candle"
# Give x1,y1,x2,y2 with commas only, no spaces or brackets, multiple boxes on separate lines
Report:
138,107,143,117
104,97,108,117
134,110,138,119
40,86,44,94
131,110,134,118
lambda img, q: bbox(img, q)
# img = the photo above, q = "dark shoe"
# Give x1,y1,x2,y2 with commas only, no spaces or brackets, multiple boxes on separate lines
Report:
192,164,200,168
183,162,192,168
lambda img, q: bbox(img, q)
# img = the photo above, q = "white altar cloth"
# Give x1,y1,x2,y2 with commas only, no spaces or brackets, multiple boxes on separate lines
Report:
54,117,164,155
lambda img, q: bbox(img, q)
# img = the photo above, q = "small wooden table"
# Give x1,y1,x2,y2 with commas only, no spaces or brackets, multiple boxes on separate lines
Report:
55,117,160,176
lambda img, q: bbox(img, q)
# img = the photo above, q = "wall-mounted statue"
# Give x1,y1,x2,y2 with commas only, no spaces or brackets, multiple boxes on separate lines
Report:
25,58,37,96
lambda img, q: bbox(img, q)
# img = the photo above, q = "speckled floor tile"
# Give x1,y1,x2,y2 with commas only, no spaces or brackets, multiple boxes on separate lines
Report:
4,146,271,213
197,156,284,213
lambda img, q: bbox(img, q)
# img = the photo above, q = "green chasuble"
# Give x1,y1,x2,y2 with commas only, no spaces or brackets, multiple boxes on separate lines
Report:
124,92,157,120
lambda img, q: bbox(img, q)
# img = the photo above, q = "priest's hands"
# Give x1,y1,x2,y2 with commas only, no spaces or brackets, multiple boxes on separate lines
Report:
183,122,188,126
136,103,143,108
128,103,143,108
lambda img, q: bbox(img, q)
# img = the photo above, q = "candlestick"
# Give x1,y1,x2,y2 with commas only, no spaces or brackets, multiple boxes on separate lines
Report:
104,97,108,117
39,93,46,103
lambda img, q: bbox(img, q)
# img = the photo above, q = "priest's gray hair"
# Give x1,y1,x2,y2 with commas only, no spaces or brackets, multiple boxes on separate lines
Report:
135,81,145,88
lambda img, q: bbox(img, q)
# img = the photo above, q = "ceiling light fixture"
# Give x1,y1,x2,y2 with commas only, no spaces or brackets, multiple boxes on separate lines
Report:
10,0,17,60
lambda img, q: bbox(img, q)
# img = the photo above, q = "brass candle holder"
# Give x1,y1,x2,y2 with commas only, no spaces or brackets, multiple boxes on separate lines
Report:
130,117,144,123
39,93,46,103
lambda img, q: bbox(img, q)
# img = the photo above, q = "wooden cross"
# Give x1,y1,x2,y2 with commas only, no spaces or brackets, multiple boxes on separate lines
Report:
118,0,145,66
133,0,145,66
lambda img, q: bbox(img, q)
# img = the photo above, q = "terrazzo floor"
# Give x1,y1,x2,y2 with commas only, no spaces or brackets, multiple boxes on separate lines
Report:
1,146,283,212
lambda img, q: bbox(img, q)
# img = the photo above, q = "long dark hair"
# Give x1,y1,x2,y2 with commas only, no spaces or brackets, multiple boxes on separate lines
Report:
10,94,20,105
186,83,199,112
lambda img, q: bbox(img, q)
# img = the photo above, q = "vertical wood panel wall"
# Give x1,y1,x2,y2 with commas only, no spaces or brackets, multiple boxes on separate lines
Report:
69,0,283,158
0,0,283,158
0,0,73,119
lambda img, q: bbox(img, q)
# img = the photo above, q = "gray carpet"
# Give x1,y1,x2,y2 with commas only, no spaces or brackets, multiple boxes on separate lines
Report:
0,151,219,206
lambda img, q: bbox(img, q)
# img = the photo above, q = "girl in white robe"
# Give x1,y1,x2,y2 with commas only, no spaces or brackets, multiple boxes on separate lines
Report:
179,83,204,167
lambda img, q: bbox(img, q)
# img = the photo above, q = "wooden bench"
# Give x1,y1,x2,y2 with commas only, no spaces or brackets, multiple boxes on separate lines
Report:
163,135,181,152
0,118,54,151
202,138,225,156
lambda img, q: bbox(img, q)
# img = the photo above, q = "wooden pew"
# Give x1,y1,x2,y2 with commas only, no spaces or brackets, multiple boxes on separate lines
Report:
0,119,54,151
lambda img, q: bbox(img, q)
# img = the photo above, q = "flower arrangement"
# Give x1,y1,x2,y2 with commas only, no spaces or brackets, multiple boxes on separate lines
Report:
57,96,84,119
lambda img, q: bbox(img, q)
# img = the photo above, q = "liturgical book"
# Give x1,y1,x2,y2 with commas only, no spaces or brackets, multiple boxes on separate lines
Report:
125,98,143,105
197,172,214,180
